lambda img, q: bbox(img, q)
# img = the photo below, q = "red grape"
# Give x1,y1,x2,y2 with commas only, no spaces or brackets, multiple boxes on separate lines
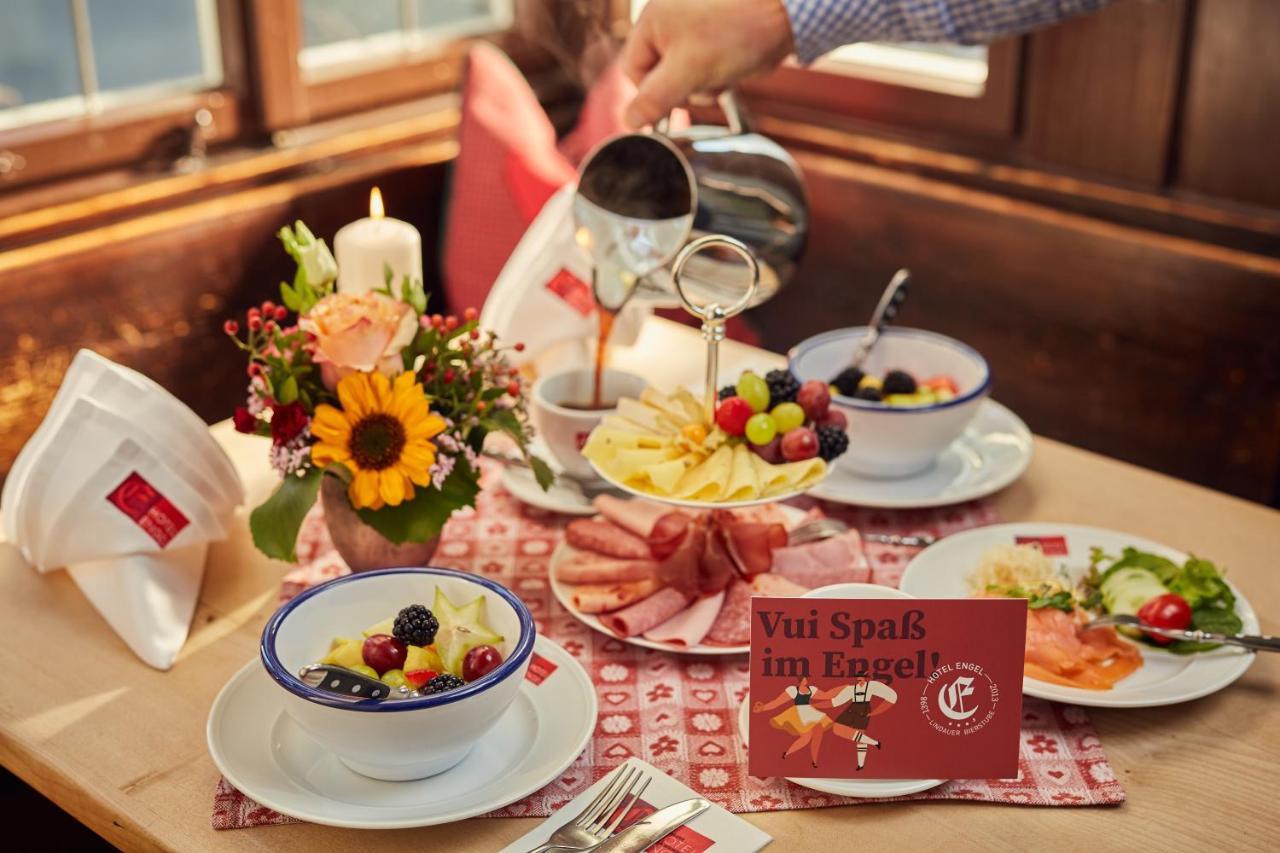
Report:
796,380,831,421
362,634,407,675
817,408,848,430
749,435,784,464
463,644,504,682
781,427,819,462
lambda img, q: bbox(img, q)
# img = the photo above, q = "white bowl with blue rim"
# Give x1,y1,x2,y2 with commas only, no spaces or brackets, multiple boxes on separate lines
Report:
260,567,535,782
789,327,990,478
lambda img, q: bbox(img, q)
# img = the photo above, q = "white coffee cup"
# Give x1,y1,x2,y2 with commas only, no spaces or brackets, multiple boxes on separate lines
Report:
532,368,648,480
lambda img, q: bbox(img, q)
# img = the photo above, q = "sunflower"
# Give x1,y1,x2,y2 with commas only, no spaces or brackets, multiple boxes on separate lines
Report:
311,371,447,510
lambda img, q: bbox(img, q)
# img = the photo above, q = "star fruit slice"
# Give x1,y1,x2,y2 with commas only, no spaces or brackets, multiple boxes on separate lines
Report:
432,587,504,678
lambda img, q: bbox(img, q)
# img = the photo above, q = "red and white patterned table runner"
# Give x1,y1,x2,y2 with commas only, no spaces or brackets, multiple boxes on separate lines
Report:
214,470,1124,829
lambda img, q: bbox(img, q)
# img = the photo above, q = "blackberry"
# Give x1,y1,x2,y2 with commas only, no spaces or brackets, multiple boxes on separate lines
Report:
425,673,465,694
854,386,883,402
817,425,849,462
882,370,917,396
764,369,800,407
393,604,438,647
718,384,737,401
831,367,864,397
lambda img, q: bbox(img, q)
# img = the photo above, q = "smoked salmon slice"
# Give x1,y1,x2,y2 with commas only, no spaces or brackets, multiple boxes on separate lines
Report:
1023,607,1143,690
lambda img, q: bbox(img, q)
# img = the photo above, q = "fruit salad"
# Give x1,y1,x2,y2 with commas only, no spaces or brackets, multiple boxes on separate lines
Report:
829,366,959,407
717,369,850,463
318,588,506,700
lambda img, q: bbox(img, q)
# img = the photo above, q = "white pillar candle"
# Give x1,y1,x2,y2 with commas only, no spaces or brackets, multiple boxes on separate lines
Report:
333,187,423,295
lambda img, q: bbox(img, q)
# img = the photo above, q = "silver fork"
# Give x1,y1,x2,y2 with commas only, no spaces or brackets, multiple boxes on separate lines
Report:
787,516,936,548
1084,614,1280,653
525,764,651,853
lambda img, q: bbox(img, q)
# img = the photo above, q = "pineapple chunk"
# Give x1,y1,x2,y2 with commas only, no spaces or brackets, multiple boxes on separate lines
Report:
321,637,365,669
362,616,396,638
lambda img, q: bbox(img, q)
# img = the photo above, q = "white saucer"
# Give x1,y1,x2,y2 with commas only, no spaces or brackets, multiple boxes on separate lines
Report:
206,636,596,829
735,695,942,798
898,523,1259,708
807,399,1032,509
548,505,807,656
501,463,603,516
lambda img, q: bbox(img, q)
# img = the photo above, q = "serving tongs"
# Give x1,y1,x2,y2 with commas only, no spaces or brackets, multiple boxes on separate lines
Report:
298,663,404,701
670,234,761,422
1084,615,1280,653
848,268,911,369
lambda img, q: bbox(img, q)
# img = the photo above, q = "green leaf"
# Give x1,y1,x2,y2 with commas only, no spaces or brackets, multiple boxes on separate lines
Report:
355,460,480,544
250,467,323,562
528,454,555,491
280,281,303,312
277,375,299,404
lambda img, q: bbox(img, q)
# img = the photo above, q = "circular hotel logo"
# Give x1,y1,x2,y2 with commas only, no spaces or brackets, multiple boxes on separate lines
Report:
919,662,1001,736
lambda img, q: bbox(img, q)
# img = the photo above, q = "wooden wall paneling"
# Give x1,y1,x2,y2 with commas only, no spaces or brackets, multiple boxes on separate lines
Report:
1175,0,1280,209
750,150,1280,503
0,156,450,482
1021,0,1188,186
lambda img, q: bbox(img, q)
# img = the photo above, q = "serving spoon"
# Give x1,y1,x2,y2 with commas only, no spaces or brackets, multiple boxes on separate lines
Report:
1084,614,1280,652
848,268,911,370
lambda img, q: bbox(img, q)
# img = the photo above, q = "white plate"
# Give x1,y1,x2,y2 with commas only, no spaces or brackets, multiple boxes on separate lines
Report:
735,695,942,798
206,636,596,829
586,458,821,510
807,399,1032,508
549,505,808,656
898,523,1259,708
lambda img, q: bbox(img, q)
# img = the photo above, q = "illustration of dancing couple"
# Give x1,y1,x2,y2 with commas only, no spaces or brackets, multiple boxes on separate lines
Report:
752,672,897,770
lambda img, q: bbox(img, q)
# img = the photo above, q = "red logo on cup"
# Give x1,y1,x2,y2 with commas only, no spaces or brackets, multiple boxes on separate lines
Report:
574,431,591,452
545,268,594,317
106,472,190,547
1015,535,1068,556
525,652,558,685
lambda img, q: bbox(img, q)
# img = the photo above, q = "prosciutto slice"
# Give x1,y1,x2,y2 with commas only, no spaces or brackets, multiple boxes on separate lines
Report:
700,523,738,595
601,587,689,637
648,511,692,560
555,551,657,584
592,494,672,538
658,520,706,599
770,531,870,589
642,590,725,647
565,518,651,559
715,510,787,577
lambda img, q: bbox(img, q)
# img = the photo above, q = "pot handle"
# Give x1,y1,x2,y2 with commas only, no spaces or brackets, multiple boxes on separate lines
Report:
655,90,747,137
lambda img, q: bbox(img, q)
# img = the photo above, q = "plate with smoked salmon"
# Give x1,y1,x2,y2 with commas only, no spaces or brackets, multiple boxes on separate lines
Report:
549,495,875,654
899,523,1259,707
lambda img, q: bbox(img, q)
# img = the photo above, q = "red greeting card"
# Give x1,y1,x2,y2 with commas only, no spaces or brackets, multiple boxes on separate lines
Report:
748,597,1026,780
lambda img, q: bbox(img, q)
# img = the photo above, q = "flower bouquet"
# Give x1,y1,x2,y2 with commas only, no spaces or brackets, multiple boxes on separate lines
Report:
227,222,551,568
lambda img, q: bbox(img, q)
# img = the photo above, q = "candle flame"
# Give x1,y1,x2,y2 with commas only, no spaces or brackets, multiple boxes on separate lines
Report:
369,186,385,220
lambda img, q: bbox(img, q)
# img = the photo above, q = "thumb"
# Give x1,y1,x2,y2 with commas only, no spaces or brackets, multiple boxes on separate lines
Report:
624,52,701,128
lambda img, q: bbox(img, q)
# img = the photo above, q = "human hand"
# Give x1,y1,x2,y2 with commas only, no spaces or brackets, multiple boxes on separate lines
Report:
621,0,794,128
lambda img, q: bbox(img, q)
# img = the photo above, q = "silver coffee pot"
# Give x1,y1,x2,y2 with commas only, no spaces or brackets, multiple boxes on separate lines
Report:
574,92,808,312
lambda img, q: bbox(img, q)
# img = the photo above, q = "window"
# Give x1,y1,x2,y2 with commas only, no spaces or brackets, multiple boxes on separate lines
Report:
0,0,224,131
812,43,988,98
299,0,512,82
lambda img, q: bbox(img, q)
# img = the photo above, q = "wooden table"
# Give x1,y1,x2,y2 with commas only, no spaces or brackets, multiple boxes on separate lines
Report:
1,319,1276,851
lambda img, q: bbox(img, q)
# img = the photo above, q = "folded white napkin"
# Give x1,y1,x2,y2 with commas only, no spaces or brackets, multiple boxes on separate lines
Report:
1,349,244,670
501,757,771,852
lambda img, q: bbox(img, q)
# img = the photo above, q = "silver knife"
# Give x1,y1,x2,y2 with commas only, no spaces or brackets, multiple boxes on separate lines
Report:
589,798,710,853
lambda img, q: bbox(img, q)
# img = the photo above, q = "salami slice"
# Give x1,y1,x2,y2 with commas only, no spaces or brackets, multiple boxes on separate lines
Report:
703,578,753,646
565,517,651,559
600,587,689,637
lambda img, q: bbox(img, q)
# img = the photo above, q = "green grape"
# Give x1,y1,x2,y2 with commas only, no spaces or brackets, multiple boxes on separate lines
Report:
351,664,379,680
381,669,409,689
745,412,778,446
770,402,805,433
736,372,770,412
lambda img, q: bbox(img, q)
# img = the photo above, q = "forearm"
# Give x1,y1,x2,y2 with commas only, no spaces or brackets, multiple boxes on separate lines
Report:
782,0,1114,62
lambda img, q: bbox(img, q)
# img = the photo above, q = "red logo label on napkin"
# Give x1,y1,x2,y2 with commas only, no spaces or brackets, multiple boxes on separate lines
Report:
748,597,1026,781
106,472,190,547
545,268,594,317
611,799,713,853
525,652,558,685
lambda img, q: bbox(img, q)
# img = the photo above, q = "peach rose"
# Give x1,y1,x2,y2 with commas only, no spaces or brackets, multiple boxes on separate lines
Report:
300,292,417,390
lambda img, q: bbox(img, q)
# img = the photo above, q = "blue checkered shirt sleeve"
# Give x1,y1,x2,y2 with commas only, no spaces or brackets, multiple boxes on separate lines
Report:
782,0,1114,62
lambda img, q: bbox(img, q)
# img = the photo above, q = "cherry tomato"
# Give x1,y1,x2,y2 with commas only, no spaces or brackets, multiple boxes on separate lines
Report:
1136,593,1192,645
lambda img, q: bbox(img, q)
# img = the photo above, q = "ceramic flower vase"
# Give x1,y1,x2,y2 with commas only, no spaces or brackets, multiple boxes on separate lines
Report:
320,476,439,572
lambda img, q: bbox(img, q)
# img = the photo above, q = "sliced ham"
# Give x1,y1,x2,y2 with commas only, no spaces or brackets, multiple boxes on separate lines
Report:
592,494,673,538
565,518,651,559
568,577,661,613
649,511,692,560
643,590,725,647
555,550,658,584
770,531,870,589
601,587,689,637
750,573,810,596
